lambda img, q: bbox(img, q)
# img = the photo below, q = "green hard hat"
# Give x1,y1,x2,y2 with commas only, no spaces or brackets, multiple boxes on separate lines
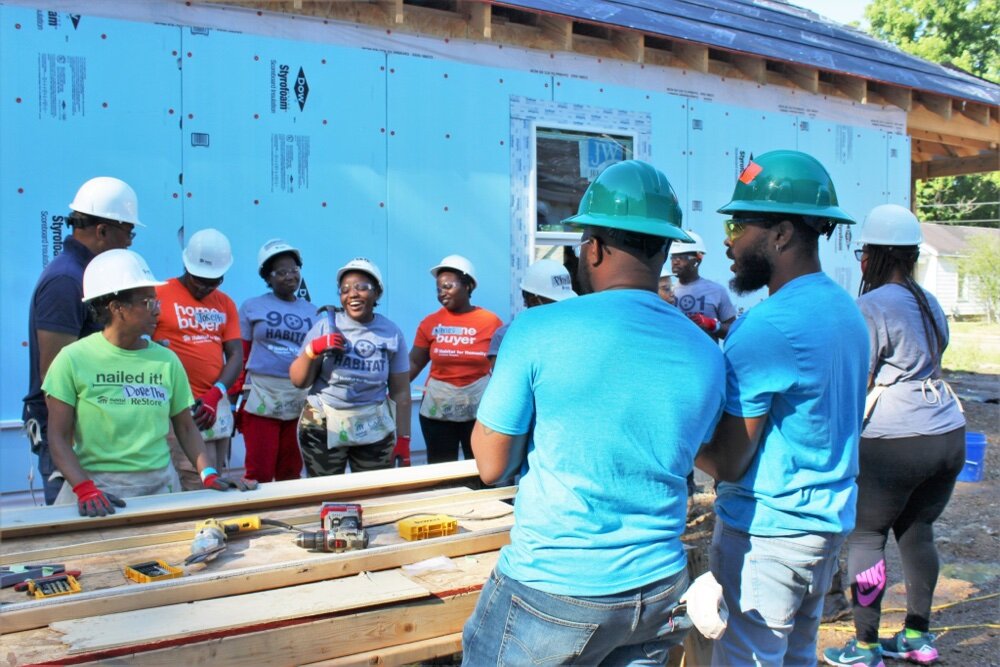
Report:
718,150,854,225
563,160,692,241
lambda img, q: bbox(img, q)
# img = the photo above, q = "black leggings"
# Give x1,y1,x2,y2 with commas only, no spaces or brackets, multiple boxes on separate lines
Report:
419,415,475,464
848,427,965,642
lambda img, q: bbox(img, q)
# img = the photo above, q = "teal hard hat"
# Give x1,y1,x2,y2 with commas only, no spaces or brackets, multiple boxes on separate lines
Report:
717,150,854,225
563,160,692,241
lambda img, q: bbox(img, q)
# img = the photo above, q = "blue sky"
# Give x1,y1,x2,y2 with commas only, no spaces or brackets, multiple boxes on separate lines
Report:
789,0,870,27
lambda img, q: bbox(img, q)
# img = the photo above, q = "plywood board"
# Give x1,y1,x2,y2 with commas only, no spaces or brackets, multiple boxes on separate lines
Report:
0,461,480,538
50,570,429,653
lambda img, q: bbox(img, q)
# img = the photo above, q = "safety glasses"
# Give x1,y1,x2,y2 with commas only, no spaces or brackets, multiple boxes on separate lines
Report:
853,248,867,262
723,217,777,242
339,282,374,295
270,268,301,279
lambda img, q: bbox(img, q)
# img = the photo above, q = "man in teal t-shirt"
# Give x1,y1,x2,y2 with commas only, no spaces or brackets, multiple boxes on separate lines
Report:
697,151,869,666
461,161,725,664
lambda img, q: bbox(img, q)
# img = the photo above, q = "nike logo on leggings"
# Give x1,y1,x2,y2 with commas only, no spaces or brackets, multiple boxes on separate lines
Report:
855,559,886,607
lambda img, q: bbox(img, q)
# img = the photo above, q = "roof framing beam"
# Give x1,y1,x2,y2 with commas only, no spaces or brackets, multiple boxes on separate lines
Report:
919,92,953,120
833,74,868,103
780,63,819,93
912,152,1000,179
672,41,709,73
732,54,767,84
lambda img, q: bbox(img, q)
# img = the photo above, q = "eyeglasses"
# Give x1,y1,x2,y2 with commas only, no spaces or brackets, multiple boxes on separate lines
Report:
106,222,137,241
189,274,224,289
437,281,459,291
128,297,160,312
339,282,374,295
853,248,867,262
723,217,776,242
270,268,301,279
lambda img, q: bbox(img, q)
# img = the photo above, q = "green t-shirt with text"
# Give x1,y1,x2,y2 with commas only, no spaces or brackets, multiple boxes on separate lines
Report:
42,332,194,472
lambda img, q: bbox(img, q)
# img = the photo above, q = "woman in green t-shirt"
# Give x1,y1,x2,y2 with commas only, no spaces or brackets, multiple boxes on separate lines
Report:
43,249,256,517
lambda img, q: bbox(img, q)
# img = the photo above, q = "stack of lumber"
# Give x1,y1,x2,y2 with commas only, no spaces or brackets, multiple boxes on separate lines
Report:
0,461,514,665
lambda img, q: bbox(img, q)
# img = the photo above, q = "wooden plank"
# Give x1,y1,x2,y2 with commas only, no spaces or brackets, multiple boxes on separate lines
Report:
908,104,1000,144
673,42,709,73
81,592,482,666
783,64,818,93
919,92,952,119
912,152,1000,180
50,571,429,653
731,54,766,84
304,632,464,667
960,101,991,126
0,460,481,538
1,485,515,566
538,14,572,50
0,524,511,633
611,30,644,63
833,74,867,103
466,1,491,40
376,0,403,24
908,129,994,151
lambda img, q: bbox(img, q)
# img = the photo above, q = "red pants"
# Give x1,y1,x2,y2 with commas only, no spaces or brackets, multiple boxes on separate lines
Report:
240,412,303,483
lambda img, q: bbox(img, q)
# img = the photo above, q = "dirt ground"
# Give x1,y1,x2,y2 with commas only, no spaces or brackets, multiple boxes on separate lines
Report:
814,370,1000,665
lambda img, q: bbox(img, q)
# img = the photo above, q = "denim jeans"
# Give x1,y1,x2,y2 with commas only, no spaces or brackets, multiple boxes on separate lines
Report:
710,521,845,667
461,567,691,666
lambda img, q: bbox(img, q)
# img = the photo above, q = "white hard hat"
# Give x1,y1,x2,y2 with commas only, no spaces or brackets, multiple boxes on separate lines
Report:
659,264,675,279
859,204,922,246
82,249,165,301
69,177,144,227
183,228,233,279
430,254,477,288
669,229,706,255
520,259,577,301
257,239,301,271
337,257,384,292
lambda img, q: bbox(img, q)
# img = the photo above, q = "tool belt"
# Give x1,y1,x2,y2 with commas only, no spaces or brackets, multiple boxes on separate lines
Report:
418,375,489,423
243,373,307,421
321,399,395,448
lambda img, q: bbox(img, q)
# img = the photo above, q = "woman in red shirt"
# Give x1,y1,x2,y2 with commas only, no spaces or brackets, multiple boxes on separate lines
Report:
410,255,501,463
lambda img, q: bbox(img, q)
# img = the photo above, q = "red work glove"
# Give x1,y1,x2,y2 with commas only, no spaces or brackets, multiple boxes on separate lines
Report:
200,467,259,492
392,435,411,467
305,333,346,360
72,480,126,517
688,313,721,334
193,384,225,430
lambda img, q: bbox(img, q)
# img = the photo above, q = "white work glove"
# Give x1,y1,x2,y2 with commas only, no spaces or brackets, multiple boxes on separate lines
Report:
680,571,729,640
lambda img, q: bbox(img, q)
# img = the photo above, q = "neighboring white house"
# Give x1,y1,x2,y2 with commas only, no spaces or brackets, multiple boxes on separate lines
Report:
918,223,999,318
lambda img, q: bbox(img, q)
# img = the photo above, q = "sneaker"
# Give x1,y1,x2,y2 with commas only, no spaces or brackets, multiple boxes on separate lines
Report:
879,630,939,664
823,639,885,667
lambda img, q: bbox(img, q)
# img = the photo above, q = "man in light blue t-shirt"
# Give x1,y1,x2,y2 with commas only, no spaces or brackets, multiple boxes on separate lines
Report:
696,150,869,666
461,161,726,664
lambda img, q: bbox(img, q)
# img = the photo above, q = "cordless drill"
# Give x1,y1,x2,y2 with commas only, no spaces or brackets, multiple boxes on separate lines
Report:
294,503,369,553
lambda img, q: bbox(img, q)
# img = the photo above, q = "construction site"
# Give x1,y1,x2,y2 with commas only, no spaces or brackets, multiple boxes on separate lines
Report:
1,0,997,665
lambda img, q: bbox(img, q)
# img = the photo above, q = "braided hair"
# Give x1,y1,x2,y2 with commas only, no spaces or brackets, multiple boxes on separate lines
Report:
859,245,944,368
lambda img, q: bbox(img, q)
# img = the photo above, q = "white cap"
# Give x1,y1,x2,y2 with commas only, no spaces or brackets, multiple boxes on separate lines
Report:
430,254,477,287
257,239,301,271
337,257,384,292
69,177,144,227
669,229,706,255
520,259,577,301
82,249,165,301
183,228,233,279
860,204,922,247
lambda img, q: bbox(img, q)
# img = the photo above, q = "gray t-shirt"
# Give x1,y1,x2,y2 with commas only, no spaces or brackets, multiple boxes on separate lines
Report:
239,293,318,377
487,322,511,358
857,283,965,438
302,310,409,410
674,277,737,322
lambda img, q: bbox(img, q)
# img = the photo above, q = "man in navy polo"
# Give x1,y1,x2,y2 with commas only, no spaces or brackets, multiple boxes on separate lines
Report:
23,177,144,503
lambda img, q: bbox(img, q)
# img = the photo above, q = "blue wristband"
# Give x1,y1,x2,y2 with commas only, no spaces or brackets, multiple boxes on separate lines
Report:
200,467,219,482
214,381,227,394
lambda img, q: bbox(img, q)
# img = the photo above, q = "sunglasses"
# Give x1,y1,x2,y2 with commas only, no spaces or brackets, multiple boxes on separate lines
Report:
339,281,374,295
723,217,777,242
105,222,137,241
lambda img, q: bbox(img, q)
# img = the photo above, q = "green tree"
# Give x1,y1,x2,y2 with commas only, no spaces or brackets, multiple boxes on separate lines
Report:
916,172,1000,225
958,234,1000,322
865,0,999,81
